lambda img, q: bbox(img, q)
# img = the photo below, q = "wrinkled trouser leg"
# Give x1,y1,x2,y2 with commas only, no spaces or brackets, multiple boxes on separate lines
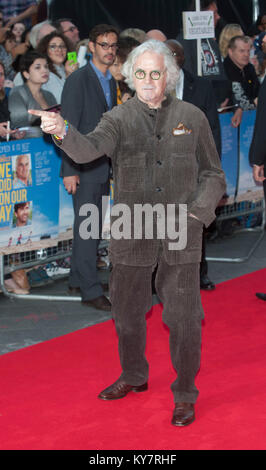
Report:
110,258,203,402
156,260,203,404
109,263,154,386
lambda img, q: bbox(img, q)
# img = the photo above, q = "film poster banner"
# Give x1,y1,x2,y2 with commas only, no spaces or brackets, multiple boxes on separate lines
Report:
0,137,61,254
237,109,263,202
219,112,238,203
59,177,114,241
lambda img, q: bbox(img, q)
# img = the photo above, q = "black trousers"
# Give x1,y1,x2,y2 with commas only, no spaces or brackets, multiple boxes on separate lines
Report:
69,177,109,301
110,254,204,404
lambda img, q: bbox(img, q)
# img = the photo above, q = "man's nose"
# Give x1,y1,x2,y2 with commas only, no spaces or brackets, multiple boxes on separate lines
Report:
144,73,152,83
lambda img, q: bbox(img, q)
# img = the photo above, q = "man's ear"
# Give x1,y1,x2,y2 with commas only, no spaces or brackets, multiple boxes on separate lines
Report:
88,41,95,55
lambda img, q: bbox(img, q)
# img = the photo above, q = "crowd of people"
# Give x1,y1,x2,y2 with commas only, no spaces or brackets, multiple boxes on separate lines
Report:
1,0,266,428
0,1,264,289
0,2,264,135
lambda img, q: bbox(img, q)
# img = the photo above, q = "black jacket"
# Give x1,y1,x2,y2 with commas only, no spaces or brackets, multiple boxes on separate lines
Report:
249,78,266,166
182,68,221,157
60,62,117,182
223,56,260,110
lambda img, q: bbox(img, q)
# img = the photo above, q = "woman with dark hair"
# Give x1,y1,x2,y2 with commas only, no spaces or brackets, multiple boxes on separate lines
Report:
36,31,78,103
8,50,57,136
0,30,17,81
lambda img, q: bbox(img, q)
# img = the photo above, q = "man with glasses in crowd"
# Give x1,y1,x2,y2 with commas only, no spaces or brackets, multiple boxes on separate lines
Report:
59,24,118,311
52,18,80,48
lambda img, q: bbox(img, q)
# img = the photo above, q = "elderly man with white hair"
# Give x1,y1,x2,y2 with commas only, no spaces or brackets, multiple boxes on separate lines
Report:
29,40,226,427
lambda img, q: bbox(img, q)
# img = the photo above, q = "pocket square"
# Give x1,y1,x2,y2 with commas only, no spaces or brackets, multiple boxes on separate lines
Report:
172,122,192,136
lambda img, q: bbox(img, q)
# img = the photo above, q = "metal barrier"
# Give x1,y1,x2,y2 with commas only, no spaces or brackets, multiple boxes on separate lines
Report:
206,198,265,263
0,238,108,301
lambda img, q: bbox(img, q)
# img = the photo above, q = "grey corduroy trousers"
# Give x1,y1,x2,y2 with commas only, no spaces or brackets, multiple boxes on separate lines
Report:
109,253,204,404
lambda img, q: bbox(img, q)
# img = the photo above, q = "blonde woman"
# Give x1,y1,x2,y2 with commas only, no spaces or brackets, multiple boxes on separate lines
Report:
219,24,244,59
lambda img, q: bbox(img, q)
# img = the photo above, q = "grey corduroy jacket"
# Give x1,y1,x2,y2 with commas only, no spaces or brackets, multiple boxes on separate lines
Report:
56,94,226,266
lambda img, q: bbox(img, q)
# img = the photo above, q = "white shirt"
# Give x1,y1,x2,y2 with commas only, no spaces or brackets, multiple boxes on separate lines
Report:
175,68,184,100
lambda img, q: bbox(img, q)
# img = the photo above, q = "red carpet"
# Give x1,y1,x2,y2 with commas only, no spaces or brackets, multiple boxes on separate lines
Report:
1,269,266,450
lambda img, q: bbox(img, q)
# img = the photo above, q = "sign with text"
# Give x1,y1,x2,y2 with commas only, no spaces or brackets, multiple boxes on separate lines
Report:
0,137,61,254
182,11,214,39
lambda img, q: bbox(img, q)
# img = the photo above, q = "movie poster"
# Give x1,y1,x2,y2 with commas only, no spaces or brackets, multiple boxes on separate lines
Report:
0,137,61,254
237,110,263,202
219,112,238,203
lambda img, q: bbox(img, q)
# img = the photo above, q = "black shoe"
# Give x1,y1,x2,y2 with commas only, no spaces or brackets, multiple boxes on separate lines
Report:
82,295,111,311
200,275,215,290
68,283,108,296
256,292,266,301
68,286,81,296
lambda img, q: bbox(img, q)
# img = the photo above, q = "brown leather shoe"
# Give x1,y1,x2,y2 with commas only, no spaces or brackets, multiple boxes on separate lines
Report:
171,402,195,427
82,295,111,311
98,378,148,400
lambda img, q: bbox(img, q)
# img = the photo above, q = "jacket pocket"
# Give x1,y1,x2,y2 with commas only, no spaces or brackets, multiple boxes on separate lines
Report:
117,151,146,192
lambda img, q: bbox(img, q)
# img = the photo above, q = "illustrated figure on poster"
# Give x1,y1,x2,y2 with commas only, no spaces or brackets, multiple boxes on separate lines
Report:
13,154,32,188
16,233,22,245
26,230,33,244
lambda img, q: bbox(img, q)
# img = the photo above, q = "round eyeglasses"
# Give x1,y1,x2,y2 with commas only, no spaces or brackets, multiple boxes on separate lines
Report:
134,69,165,80
49,44,67,51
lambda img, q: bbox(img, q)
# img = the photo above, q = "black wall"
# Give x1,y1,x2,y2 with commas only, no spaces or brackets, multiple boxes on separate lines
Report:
49,0,266,40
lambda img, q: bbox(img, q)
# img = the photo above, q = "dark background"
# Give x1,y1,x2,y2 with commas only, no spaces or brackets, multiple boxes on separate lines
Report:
48,0,266,40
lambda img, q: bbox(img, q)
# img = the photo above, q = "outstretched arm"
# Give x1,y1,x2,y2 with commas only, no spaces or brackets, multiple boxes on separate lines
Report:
28,109,119,165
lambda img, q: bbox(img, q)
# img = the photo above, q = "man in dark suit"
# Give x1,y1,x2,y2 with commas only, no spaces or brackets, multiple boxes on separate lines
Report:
60,24,119,310
166,39,222,290
249,78,266,301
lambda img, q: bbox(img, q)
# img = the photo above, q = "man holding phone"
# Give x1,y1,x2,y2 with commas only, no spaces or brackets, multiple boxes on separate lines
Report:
59,24,119,311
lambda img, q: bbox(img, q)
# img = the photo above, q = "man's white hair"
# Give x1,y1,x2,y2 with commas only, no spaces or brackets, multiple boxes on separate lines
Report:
121,39,179,93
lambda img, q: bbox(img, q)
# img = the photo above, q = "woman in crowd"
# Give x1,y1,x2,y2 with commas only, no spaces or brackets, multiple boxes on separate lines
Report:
12,22,26,44
219,23,244,59
0,30,17,81
109,36,140,104
0,60,24,140
8,50,57,136
36,31,78,103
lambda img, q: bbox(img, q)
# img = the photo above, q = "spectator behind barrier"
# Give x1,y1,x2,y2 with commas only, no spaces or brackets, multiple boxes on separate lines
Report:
1,1,38,29
29,20,56,49
120,28,147,43
11,22,26,44
109,36,140,104
0,60,24,140
8,50,57,137
218,24,244,60
51,18,80,49
0,30,17,81
223,35,260,127
36,31,78,102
